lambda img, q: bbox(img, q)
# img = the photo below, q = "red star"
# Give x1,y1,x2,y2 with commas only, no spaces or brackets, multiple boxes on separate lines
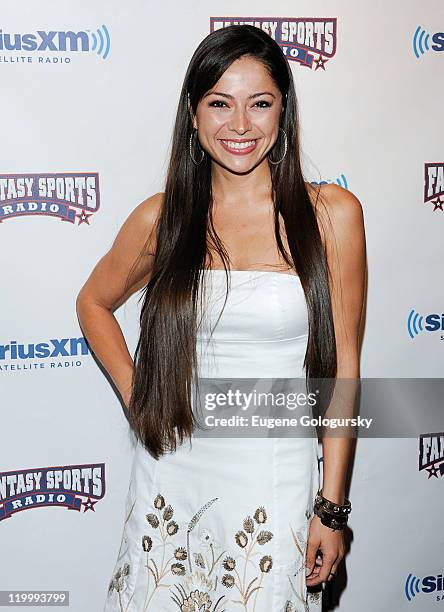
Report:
431,197,444,211
77,210,94,225
82,496,98,512
314,55,329,71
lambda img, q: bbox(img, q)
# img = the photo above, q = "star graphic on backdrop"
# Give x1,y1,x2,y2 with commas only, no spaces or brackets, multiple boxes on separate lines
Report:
77,210,94,225
82,497,97,512
431,197,444,211
314,55,329,71
426,464,440,478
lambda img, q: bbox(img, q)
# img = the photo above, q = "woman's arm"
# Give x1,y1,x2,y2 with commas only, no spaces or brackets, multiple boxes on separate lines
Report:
75,192,164,407
315,183,367,504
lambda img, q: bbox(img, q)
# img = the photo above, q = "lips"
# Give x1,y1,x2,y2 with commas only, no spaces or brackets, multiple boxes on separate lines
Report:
219,138,258,155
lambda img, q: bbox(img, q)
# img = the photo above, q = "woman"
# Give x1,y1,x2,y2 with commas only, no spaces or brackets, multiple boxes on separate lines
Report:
76,25,366,612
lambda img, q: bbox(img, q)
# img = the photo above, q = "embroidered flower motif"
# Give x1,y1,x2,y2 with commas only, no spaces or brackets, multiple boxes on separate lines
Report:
175,546,188,560
222,556,236,571
221,574,235,588
193,552,206,568
256,530,273,545
170,571,216,611
163,504,174,521
167,520,179,536
142,535,153,552
183,570,214,593
105,485,138,608
135,495,228,611
259,555,273,573
171,562,186,575
243,516,255,533
108,563,130,594
153,493,165,509
179,589,212,612
198,526,217,550
235,530,248,548
222,506,274,610
146,512,159,528
286,521,319,611
254,506,267,524
308,590,322,604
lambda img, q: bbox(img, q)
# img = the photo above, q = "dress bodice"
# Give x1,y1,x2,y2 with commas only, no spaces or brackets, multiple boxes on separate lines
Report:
196,269,309,378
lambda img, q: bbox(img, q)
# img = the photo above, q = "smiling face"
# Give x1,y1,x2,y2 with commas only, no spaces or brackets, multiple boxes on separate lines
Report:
190,55,284,174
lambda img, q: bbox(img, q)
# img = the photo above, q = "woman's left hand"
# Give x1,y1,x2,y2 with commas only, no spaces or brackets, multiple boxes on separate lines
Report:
305,514,345,586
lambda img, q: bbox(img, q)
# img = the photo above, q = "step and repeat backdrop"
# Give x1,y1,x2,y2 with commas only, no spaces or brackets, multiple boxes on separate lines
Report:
1,1,443,610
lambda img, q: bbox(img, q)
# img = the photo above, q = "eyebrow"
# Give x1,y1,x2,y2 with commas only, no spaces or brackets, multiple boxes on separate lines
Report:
203,91,276,99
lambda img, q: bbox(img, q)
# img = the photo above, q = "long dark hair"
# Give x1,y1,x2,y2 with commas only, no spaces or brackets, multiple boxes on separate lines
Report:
127,25,337,459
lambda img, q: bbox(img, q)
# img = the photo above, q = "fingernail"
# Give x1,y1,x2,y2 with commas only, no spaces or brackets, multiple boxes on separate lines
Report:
306,567,311,576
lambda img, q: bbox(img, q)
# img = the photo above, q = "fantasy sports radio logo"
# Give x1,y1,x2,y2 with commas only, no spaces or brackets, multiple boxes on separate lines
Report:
0,336,91,372
210,18,337,70
0,464,105,521
419,432,444,480
412,26,444,59
0,173,100,225
0,26,110,63
423,162,444,213
407,309,444,340
404,570,444,602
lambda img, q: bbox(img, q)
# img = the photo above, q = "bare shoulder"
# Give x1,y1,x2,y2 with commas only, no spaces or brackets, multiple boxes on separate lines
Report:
305,182,364,245
113,191,165,254
129,191,165,232
76,192,166,310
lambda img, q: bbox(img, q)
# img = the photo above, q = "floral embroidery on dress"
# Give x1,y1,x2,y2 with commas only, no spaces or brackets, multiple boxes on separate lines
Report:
107,490,137,612
136,493,227,611
220,505,274,610
106,493,320,611
307,591,322,605
282,524,310,612
106,493,279,611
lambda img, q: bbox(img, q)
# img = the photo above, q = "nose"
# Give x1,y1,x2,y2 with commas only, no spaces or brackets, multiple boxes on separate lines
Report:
228,106,251,134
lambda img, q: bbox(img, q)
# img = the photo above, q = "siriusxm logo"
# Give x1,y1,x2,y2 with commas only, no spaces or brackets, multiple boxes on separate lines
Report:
405,571,444,601
407,309,444,339
413,26,444,59
311,174,349,190
0,337,90,360
0,26,110,59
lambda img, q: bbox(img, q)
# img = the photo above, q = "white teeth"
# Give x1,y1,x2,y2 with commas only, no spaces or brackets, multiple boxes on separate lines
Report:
221,140,256,150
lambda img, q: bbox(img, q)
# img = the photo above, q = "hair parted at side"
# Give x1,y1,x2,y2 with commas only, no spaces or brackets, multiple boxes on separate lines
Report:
127,24,337,459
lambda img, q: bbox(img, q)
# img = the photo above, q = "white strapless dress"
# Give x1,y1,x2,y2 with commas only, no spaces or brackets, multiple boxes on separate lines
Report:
104,269,322,612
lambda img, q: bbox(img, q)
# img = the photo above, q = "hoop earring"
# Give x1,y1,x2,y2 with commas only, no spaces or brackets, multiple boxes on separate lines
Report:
189,128,205,165
267,127,288,165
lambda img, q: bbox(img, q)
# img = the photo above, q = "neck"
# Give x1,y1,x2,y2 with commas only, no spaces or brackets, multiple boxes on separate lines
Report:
210,157,273,210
